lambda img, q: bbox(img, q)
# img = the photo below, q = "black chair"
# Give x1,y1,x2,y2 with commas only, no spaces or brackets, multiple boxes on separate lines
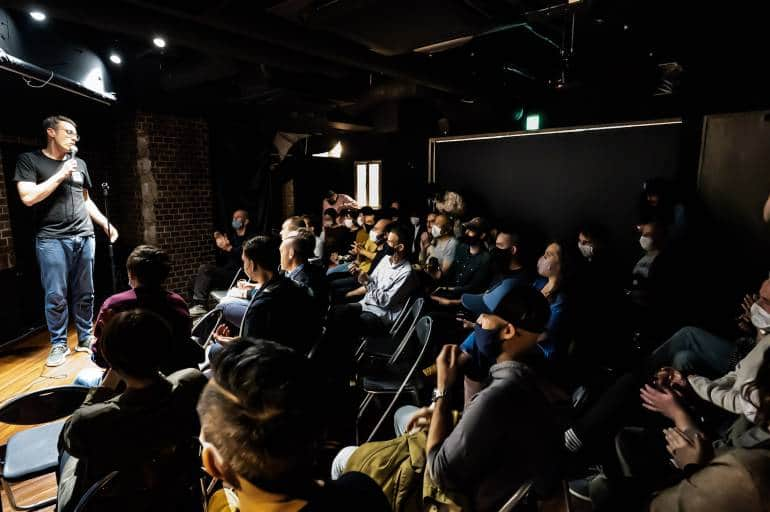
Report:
208,268,246,307
0,385,90,511
355,297,424,361
71,471,118,512
357,316,433,443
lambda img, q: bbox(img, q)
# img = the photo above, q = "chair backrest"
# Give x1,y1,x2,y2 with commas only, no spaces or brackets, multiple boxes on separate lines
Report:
386,298,424,364
496,480,533,512
365,316,433,442
191,309,225,350
226,267,245,290
72,471,119,512
0,385,90,425
387,296,414,336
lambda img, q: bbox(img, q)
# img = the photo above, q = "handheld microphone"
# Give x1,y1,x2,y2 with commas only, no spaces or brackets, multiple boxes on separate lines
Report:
67,145,83,184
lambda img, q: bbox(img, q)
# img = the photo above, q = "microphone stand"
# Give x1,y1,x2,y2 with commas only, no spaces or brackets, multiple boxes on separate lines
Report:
101,181,118,293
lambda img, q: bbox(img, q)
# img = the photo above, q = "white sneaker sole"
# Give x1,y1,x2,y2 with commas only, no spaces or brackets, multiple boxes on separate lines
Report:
46,348,72,367
74,345,92,353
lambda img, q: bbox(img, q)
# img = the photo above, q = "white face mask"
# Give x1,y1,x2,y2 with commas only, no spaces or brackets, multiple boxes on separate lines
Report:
431,225,442,238
750,302,770,330
343,218,354,228
639,235,654,252
578,243,594,259
410,217,420,226
357,216,364,226
369,230,380,243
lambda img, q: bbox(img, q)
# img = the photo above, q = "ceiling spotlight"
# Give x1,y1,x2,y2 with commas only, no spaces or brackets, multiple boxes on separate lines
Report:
153,37,166,48
29,11,46,22
109,53,122,65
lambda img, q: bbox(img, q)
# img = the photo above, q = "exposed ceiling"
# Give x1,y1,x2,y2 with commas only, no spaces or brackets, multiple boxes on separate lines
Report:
1,0,767,134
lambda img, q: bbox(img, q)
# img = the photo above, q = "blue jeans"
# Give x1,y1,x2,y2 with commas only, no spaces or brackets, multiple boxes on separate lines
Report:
326,262,351,276
648,326,734,376
35,236,95,346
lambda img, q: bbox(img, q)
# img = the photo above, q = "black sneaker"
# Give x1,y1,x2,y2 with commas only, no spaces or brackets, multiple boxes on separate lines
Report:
46,344,71,367
75,336,94,353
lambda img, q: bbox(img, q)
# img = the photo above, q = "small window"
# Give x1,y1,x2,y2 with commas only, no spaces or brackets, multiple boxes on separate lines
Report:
354,160,382,208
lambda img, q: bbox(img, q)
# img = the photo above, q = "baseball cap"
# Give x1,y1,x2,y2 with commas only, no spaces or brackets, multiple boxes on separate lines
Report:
491,286,551,334
462,217,488,233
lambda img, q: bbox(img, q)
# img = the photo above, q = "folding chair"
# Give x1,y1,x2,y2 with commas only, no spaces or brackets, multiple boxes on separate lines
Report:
357,316,433,443
0,385,90,511
496,480,532,512
355,297,424,361
208,268,245,307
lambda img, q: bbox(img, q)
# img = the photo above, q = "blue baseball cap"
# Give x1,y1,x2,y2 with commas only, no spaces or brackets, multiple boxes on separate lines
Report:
461,278,516,315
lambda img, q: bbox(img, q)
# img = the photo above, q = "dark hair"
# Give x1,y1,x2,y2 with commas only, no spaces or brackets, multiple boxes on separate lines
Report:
339,207,357,218
243,236,279,272
100,309,171,378
197,339,320,493
324,190,337,200
286,229,315,261
126,245,171,287
301,214,319,236
742,348,770,429
322,208,338,219
387,224,411,257
43,115,77,136
360,206,375,217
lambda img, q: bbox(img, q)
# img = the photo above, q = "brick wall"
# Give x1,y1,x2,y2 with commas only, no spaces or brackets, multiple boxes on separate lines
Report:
113,112,215,298
0,154,14,270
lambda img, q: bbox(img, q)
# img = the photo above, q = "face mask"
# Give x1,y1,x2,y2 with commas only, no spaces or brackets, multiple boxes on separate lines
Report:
410,217,420,226
364,222,374,232
383,244,395,256
491,247,511,270
343,218,354,228
639,235,654,252
369,230,380,243
750,302,770,330
431,225,442,238
323,221,333,228
327,197,337,205
537,256,553,277
473,324,503,359
357,216,364,226
578,243,594,259
232,219,243,230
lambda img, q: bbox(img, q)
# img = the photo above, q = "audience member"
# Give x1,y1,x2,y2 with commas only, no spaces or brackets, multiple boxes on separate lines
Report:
76,245,203,387
322,189,358,214
533,241,569,359
198,339,390,512
58,309,207,512
330,218,392,302
302,213,324,259
190,209,253,316
333,287,559,512
329,224,417,341
420,213,458,280
281,229,329,314
212,236,319,356
431,217,492,299
280,215,307,240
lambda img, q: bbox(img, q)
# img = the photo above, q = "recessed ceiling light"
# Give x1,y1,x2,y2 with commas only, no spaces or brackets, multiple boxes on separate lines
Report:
29,11,46,22
109,53,122,65
153,37,166,48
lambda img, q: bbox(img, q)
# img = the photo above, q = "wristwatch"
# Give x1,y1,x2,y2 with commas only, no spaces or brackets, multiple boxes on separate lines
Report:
431,388,448,403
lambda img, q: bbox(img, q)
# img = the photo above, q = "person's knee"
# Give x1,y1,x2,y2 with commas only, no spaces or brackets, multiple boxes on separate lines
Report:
331,446,359,480
671,350,698,372
46,293,67,313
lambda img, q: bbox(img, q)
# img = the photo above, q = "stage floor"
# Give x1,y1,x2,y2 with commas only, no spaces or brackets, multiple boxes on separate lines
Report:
1,327,98,511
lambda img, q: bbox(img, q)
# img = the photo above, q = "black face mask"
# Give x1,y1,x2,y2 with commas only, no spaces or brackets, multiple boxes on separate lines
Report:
383,244,395,256
491,247,511,270
327,197,337,205
364,223,375,232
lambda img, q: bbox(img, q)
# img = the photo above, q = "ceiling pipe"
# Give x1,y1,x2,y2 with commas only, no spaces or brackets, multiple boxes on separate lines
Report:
0,48,116,104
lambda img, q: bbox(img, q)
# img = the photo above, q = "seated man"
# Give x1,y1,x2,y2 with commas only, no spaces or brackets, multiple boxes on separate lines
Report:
419,213,458,281
213,236,320,356
280,215,307,240
76,245,203,387
190,209,253,316
198,338,390,512
328,224,417,339
58,309,207,512
333,287,560,512
329,219,392,303
430,217,492,299
281,228,328,312
563,278,770,461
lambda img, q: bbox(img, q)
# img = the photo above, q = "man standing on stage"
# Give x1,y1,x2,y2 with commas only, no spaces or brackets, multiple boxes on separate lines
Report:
14,115,119,367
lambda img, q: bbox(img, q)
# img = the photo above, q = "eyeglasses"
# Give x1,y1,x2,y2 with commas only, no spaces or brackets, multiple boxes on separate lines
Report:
59,128,80,141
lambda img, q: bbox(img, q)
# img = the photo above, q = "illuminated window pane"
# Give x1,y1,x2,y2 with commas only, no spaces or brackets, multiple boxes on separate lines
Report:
356,163,368,206
368,163,380,208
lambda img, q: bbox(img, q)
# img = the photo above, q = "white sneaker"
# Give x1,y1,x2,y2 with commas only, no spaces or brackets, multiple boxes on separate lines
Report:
46,344,71,367
189,305,208,316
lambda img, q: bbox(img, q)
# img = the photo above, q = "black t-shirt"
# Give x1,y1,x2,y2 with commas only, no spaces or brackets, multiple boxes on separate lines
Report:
14,150,94,238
